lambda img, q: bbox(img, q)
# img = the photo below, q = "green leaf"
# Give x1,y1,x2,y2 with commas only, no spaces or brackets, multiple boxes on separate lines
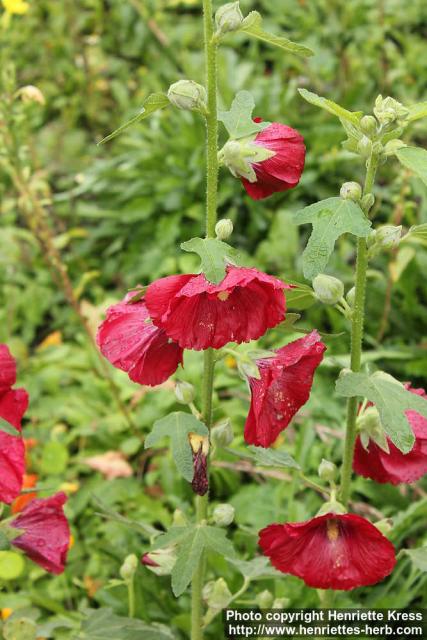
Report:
153,525,235,597
228,556,281,580
3,618,37,640
405,547,427,572
145,412,208,481
248,445,301,470
217,91,267,139
293,197,371,279
298,88,363,125
181,237,240,284
92,495,158,538
0,416,20,437
98,93,169,144
0,551,25,581
402,223,427,247
239,11,313,57
335,370,427,453
79,608,175,640
408,101,427,122
396,146,427,186
40,441,69,475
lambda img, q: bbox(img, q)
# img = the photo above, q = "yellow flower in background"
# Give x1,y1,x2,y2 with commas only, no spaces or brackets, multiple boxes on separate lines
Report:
2,0,29,14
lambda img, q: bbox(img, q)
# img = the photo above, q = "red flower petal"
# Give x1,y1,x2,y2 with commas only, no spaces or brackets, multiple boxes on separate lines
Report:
0,425,25,504
353,385,427,484
241,123,305,200
0,388,29,431
244,331,326,447
12,492,70,575
0,344,17,392
97,297,184,386
146,267,290,350
259,513,396,590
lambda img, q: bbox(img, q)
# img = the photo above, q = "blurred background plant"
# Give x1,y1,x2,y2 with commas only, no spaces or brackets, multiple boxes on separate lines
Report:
0,0,426,637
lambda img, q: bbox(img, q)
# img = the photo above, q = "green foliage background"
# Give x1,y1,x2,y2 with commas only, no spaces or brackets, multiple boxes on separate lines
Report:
0,0,427,637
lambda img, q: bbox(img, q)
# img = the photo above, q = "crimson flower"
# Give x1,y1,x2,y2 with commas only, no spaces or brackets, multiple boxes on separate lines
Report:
259,512,396,590
11,492,70,575
0,344,28,504
242,121,305,200
145,266,290,351
353,385,427,485
97,294,184,386
244,331,326,447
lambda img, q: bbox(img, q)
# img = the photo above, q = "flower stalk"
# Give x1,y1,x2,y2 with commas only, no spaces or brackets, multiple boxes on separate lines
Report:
339,152,379,505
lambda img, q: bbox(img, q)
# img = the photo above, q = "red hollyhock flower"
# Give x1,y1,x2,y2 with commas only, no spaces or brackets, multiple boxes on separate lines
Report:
244,331,326,447
0,344,28,504
242,121,305,200
11,492,70,575
145,267,290,351
97,295,184,386
353,385,427,485
259,513,396,590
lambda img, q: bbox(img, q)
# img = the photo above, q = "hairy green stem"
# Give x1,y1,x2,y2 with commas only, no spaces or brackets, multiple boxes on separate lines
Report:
191,1,218,638
339,153,379,505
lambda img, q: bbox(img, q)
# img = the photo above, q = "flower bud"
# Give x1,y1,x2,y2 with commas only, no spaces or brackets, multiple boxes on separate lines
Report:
340,181,362,201
374,95,409,126
375,225,402,249
272,597,290,609
215,2,244,36
211,418,234,447
357,406,389,453
361,193,375,211
360,115,377,137
384,139,406,156
318,459,337,483
18,84,45,105
215,218,233,241
203,578,232,609
312,274,344,305
346,287,356,307
120,554,138,581
213,503,235,527
174,380,195,405
256,589,274,609
167,80,207,112
141,548,177,576
189,433,209,496
357,135,372,158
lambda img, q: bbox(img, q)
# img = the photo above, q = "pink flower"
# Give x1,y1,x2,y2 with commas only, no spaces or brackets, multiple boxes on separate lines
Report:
11,492,70,575
242,121,305,200
244,331,326,447
97,295,184,386
145,267,290,351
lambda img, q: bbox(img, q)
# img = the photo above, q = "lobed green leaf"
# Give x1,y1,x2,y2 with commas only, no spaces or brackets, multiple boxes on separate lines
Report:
396,146,427,186
217,90,267,139
181,237,240,284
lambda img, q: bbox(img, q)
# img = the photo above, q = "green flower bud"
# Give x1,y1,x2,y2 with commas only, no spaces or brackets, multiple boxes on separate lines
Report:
357,135,372,158
215,218,234,241
312,274,344,305
340,181,362,201
174,380,195,405
213,503,235,527
361,193,375,211
215,2,244,36
256,589,274,609
318,458,337,483
375,225,402,249
120,554,138,582
211,418,234,447
203,578,232,609
272,597,290,609
357,406,390,453
142,547,177,576
384,139,406,156
374,95,409,126
346,286,356,307
167,80,207,112
360,115,377,137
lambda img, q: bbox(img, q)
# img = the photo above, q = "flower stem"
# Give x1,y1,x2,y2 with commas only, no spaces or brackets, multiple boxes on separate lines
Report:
191,2,218,639
339,153,379,506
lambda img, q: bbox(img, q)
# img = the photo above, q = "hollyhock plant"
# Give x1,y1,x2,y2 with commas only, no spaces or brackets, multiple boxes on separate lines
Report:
97,294,184,386
353,385,427,485
259,512,396,590
244,331,326,447
0,344,28,504
11,492,70,575
145,266,290,351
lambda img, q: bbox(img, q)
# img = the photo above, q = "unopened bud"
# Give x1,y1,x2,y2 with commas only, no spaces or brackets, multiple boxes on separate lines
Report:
167,80,207,112
340,181,362,201
215,2,244,36
318,459,337,483
272,597,290,609
374,95,409,126
361,193,375,211
384,139,406,156
141,548,176,576
120,554,138,581
174,380,195,405
203,578,232,609
375,225,402,249
211,418,234,447
357,136,372,158
215,218,233,241
18,85,45,105
313,274,344,305
346,286,356,307
256,589,274,609
189,433,209,496
213,503,235,526
360,115,377,137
